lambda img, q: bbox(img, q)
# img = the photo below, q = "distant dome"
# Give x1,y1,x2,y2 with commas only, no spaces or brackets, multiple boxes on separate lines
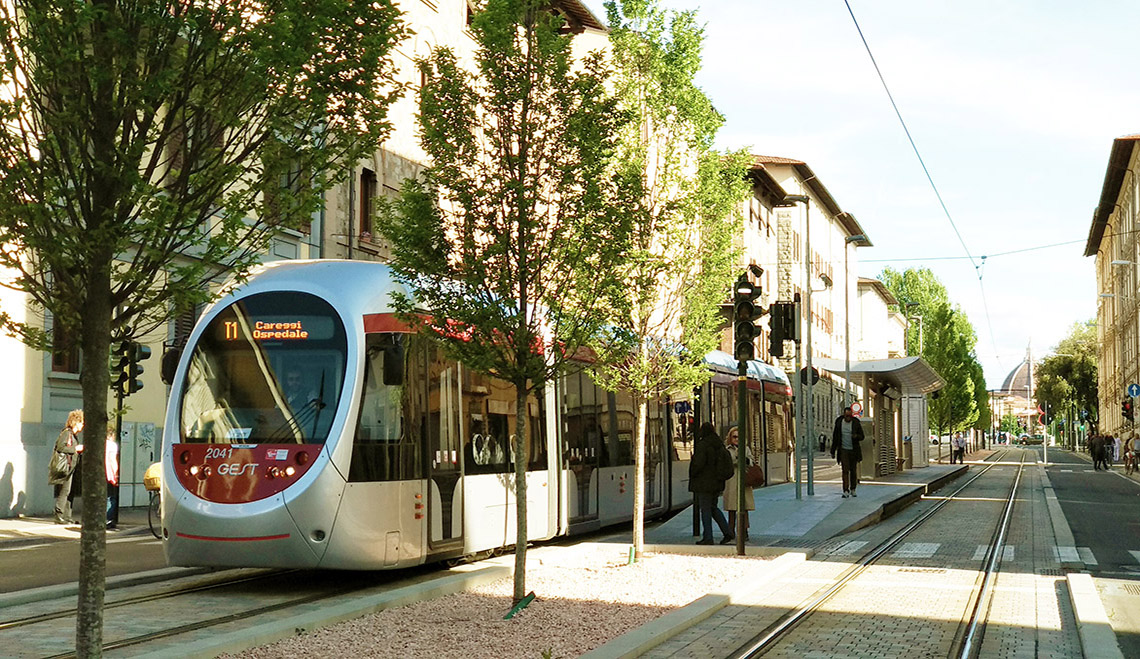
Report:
1000,348,1036,395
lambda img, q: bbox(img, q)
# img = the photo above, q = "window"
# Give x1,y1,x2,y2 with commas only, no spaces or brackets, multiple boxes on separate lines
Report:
360,168,377,237
51,317,80,374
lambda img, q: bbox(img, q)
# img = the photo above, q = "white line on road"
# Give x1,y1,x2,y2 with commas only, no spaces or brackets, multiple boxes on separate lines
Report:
892,542,940,558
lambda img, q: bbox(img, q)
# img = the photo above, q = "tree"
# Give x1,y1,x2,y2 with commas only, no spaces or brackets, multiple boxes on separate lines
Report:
1036,319,1097,435
879,268,984,435
0,1,404,652
587,0,749,561
375,0,630,605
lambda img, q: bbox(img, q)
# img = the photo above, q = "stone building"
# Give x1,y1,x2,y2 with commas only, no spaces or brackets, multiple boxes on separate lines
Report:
1084,134,1140,439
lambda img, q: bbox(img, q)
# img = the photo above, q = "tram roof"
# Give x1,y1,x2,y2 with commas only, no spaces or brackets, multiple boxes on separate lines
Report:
703,351,791,386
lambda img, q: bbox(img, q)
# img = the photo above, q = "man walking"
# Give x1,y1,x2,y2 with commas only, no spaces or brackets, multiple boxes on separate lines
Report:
689,422,734,545
831,407,865,498
952,433,967,464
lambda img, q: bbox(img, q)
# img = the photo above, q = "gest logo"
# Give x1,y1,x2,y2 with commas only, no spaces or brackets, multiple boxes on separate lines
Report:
216,462,260,476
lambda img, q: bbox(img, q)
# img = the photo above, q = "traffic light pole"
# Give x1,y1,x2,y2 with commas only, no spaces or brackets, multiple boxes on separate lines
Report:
113,388,122,527
793,335,802,501
736,360,747,555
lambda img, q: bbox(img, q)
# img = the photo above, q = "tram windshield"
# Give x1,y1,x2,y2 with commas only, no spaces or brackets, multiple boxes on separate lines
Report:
179,291,348,445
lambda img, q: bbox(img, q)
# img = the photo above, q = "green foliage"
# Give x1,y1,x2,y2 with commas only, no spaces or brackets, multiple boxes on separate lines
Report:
0,1,404,652
375,0,632,603
1036,319,1097,420
0,0,406,343
879,267,984,434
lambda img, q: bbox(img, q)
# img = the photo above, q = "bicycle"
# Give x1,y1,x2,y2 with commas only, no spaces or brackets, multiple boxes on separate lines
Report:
144,462,162,539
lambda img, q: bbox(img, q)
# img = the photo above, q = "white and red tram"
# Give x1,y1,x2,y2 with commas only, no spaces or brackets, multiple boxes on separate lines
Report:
160,259,793,570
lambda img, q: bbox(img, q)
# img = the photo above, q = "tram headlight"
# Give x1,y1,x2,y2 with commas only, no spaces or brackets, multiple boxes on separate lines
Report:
189,465,198,476
179,450,190,465
296,451,309,465
284,466,295,477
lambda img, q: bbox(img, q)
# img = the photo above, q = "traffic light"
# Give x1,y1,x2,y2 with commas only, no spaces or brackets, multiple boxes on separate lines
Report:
111,341,132,394
1123,396,1134,422
769,302,791,357
733,273,763,363
111,340,151,396
126,342,151,395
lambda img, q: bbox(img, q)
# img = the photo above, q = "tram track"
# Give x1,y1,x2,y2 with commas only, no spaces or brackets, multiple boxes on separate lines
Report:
729,449,1027,658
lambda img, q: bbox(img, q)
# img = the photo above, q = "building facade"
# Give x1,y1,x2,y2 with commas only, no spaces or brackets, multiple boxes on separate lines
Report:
1085,134,1140,440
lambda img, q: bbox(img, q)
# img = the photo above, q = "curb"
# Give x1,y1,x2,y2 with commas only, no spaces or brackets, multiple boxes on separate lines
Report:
1067,572,1124,659
0,566,216,608
581,552,809,658
132,562,513,659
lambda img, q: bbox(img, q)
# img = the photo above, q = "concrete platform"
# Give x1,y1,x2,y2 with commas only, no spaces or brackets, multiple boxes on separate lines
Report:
631,461,967,556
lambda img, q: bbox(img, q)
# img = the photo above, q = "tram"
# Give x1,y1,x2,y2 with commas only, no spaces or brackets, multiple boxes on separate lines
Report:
160,259,793,570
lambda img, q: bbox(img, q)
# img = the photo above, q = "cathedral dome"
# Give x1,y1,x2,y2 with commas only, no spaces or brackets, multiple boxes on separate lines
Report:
999,349,1036,395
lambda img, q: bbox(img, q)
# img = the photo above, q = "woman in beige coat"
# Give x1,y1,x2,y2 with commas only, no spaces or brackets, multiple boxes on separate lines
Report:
722,426,755,540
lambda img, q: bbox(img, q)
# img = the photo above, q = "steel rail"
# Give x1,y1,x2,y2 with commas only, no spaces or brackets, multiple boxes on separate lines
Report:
730,449,1019,658
0,569,285,632
955,454,1025,658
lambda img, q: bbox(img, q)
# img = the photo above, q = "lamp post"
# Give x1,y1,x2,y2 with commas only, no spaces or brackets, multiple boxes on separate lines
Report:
844,234,869,410
779,194,813,495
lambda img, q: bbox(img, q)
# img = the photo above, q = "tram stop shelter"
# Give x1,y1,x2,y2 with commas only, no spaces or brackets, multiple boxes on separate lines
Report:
815,356,944,478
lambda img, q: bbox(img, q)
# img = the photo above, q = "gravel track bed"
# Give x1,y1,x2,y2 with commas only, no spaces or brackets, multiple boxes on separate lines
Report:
233,544,771,658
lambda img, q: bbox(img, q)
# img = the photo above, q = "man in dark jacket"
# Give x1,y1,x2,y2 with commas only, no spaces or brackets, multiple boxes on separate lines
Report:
689,422,734,545
831,407,865,498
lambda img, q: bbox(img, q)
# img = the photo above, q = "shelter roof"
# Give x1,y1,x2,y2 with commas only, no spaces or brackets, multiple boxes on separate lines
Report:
815,356,945,395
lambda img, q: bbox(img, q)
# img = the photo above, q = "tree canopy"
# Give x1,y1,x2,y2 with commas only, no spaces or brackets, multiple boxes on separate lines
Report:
590,0,750,559
879,267,985,434
0,0,405,652
1035,319,1097,427
375,0,631,604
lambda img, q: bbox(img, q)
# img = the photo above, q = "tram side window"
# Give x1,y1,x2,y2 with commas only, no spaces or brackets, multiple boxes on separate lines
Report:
349,333,422,482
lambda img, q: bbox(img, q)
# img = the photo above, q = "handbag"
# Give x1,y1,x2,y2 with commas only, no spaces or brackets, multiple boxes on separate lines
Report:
744,464,765,488
48,450,74,483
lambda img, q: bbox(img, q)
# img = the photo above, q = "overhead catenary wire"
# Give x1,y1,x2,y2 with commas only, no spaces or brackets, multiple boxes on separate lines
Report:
843,0,1002,370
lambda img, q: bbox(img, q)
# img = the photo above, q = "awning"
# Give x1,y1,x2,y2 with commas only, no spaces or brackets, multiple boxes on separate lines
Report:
814,356,945,395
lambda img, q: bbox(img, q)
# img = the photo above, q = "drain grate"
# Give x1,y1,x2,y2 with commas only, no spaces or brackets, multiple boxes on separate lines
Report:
897,567,947,574
1037,569,1064,576
1123,584,1140,597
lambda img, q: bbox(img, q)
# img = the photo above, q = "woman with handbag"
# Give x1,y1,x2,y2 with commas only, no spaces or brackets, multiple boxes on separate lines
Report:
722,426,755,542
48,409,84,524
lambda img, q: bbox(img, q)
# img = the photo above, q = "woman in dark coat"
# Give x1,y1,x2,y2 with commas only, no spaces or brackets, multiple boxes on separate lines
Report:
48,409,84,524
689,422,733,545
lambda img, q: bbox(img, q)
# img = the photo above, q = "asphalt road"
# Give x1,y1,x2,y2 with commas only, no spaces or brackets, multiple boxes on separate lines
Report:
1047,445,1140,657
0,531,168,592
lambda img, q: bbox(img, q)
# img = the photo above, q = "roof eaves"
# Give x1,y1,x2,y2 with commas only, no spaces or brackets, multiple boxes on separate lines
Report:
1085,134,1140,257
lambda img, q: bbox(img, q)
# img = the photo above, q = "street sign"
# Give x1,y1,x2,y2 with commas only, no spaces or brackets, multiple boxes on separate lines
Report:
673,401,691,415
851,402,863,417
1128,383,1139,398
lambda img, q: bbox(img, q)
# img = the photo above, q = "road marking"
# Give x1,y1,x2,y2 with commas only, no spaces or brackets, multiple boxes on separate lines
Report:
1055,546,1080,563
1079,547,1098,565
974,545,1016,561
893,542,940,558
830,540,869,555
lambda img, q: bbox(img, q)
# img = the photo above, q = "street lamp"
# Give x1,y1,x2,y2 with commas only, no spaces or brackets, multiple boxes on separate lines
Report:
844,234,870,412
777,193,812,497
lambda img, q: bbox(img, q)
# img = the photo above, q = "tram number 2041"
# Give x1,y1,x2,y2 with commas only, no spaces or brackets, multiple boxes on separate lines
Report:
205,447,235,460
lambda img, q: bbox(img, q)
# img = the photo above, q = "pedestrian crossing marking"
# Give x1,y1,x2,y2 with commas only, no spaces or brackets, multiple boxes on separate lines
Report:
830,540,868,556
1079,547,1098,565
973,545,1015,561
1055,546,1080,563
893,542,940,558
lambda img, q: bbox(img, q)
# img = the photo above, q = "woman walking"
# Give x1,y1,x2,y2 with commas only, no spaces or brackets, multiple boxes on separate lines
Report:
722,426,755,542
48,409,83,524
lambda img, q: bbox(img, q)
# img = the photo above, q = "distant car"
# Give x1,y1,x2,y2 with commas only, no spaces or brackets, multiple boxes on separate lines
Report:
930,436,939,445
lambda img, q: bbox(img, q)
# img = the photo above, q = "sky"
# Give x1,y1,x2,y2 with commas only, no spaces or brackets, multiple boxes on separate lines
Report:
581,0,1134,388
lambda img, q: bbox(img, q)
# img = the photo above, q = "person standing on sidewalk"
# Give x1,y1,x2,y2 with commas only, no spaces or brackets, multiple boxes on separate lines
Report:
48,409,84,524
831,407,864,498
722,426,754,542
689,422,734,545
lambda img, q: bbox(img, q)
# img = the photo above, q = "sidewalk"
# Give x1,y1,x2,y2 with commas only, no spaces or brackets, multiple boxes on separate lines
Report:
632,455,966,553
0,506,152,545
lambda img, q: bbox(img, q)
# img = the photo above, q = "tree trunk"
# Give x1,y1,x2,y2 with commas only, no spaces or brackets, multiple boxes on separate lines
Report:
632,395,648,560
75,264,113,657
512,386,529,605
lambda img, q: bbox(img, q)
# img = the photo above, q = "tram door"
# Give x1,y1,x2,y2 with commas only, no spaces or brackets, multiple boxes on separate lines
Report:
563,370,599,526
427,351,464,550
